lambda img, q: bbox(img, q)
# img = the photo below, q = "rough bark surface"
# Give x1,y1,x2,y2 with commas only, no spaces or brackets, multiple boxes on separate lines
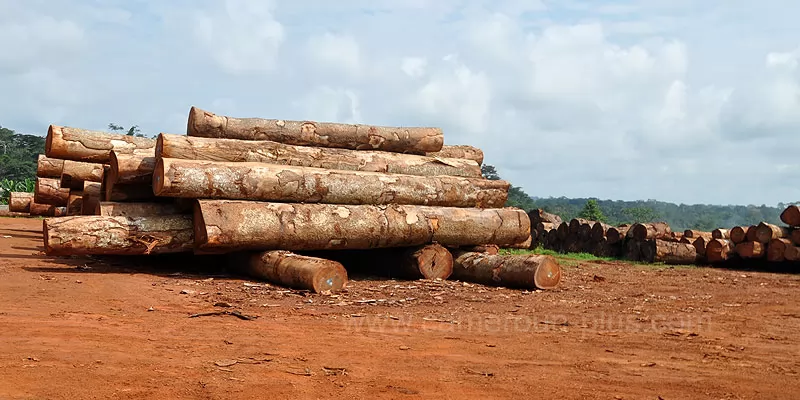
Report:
231,250,348,293
154,158,508,208
705,239,734,263
505,236,533,250
29,202,58,217
97,202,184,217
35,177,69,206
755,222,789,244
46,125,155,163
60,160,104,190
780,205,800,227
9,192,33,213
767,238,792,262
110,153,156,185
711,229,730,240
193,200,531,253
158,133,480,178
640,239,697,264
730,226,748,244
81,182,102,215
425,145,484,165
631,222,672,241
36,155,64,179
186,106,443,154
607,225,630,245
43,215,194,256
735,242,765,259
451,251,562,290
66,192,83,215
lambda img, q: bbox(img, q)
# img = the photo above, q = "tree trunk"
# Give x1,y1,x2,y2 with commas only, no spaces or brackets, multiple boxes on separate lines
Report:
97,201,185,217
767,238,792,262
46,125,156,163
735,242,766,259
591,237,619,258
679,236,692,244
34,177,70,206
745,226,758,242
684,229,707,239
158,133,481,179
568,218,591,235
81,182,102,215
153,158,509,208
562,233,581,253
457,244,500,255
527,209,563,227
536,222,555,235
711,229,730,240
9,192,33,213
692,236,711,258
43,215,194,256
66,192,83,215
187,106,443,154
607,225,630,245
193,200,531,253
425,145,484,165
229,250,348,293
590,222,613,242
631,222,672,241
755,222,789,244
792,230,800,246
109,152,156,185
29,202,59,216
780,205,800,227
450,250,561,290
578,221,597,241
730,226,748,244
36,154,64,179
60,160,104,190
705,239,734,263
556,222,570,240
624,240,641,261
505,235,533,250
640,239,697,264
785,244,800,262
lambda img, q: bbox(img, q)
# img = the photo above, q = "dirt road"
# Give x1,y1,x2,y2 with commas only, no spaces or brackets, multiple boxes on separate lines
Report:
0,217,798,399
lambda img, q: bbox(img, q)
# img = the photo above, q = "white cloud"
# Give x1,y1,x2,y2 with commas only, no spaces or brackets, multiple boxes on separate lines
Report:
307,32,362,76
401,57,427,78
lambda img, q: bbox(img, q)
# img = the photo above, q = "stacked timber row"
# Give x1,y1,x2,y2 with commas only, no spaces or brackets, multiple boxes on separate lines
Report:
36,106,562,293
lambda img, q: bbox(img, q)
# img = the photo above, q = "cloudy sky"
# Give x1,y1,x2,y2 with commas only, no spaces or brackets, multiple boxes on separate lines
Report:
1,0,799,206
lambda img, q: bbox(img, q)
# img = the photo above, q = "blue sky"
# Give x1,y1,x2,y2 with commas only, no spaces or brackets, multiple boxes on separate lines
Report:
1,0,799,206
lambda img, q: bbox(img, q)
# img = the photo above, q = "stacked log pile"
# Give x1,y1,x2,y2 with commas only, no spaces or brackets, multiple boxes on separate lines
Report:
24,106,561,293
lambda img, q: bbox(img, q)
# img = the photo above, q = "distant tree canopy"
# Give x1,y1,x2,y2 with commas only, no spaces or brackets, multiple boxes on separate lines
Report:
578,199,606,222
108,123,145,138
0,126,45,182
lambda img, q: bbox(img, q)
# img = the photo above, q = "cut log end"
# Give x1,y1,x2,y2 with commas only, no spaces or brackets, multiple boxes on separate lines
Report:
45,125,60,157
533,255,562,290
407,244,454,280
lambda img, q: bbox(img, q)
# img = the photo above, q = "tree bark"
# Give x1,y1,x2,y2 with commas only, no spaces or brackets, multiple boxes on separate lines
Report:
785,244,800,262
60,160,104,190
193,200,531,253
229,250,348,293
154,158,509,208
97,201,185,217
29,201,59,216
607,225,630,245
81,182,102,215
46,125,156,163
187,106,443,154
109,152,156,185
158,133,480,178
755,222,790,244
730,226,748,244
425,145,484,165
43,215,194,256
66,192,83,215
640,239,697,264
780,205,800,227
590,222,613,242
692,236,711,258
36,154,64,179
745,226,758,242
457,244,500,255
34,177,69,206
705,239,734,263
631,222,672,241
505,235,533,249
450,250,562,290
711,229,730,240
9,192,33,213
735,242,766,259
767,238,792,262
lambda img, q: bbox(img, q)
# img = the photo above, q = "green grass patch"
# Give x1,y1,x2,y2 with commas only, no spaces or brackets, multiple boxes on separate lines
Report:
499,246,699,269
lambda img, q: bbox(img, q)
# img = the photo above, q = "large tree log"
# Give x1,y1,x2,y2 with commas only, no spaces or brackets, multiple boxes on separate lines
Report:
505,235,533,249
43,215,194,256
729,226,748,244
186,106,443,154
9,192,33,213
528,209,563,228
425,145,484,165
640,239,698,264
158,133,480,178
311,244,454,280
535,222,555,235
735,241,766,259
29,202,59,217
755,222,790,244
711,228,730,240
450,250,561,290
568,218,591,235
97,202,184,217
631,222,672,241
590,222,613,242
785,244,800,262
745,226,758,242
705,239,734,263
556,222,570,240
109,152,156,185
66,192,83,215
229,250,348,293
60,160,104,190
36,154,64,178
692,236,713,259
606,225,630,245
153,158,508,208
562,233,581,253
577,221,597,241
46,125,156,163
591,237,620,258
792,230,800,246
685,229,711,239
456,244,500,255
780,205,800,227
624,240,641,261
767,238,792,262
193,200,530,253
34,177,69,206
81,182,102,215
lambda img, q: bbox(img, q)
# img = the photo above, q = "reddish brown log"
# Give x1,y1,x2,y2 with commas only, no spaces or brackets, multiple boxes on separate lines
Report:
711,229,730,240
187,106,443,154
36,154,64,178
578,221,597,241
569,218,590,235
34,177,69,206
451,250,562,290
791,230,800,246
528,209,563,228
684,229,708,239
729,226,748,244
9,192,33,213
458,244,500,255
767,238,792,262
679,236,692,244
780,205,800,227
745,226,758,242
640,239,698,264
29,201,59,217
590,222,613,242
631,222,672,241
505,236,533,249
230,250,348,293
692,236,710,258
591,237,620,258
97,202,184,217
755,222,790,244
81,182,102,215
60,160,104,190
785,244,800,262
735,241,766,259
705,239,734,263
109,152,156,185
562,234,581,254
556,222,570,240
66,192,83,215
426,145,484,165
607,225,630,245
46,125,155,163
624,240,641,261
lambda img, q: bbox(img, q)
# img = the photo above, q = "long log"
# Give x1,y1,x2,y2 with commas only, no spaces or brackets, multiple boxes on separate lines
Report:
109,152,156,185
745,226,758,242
60,160,104,190
36,154,64,178
505,235,533,250
425,145,484,165
568,218,590,235
631,222,672,241
785,244,800,262
624,240,641,261
66,192,83,215
451,251,561,290
81,182,102,215
684,229,710,239
34,177,69,206
157,133,480,178
755,222,789,244
46,125,155,163
735,241,766,259
640,239,697,264
153,158,509,208
767,238,792,262
556,222,570,240
97,202,184,217
9,192,33,213
229,250,348,293
311,244,454,280
590,222,613,242
780,205,800,227
692,236,711,259
705,239,734,263
43,215,194,256
591,237,620,258
607,225,630,245
186,106,443,154
711,229,730,240
577,221,597,241
193,200,530,253
729,226,748,244
29,201,59,217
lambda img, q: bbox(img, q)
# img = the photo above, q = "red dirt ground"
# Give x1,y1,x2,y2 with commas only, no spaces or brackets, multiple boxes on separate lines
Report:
1,216,799,399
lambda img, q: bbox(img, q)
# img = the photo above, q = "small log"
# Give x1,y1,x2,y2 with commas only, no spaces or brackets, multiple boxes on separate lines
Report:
34,177,69,206
36,154,64,178
607,225,630,245
9,192,33,213
229,250,348,293
109,152,156,185
29,202,59,217
705,239,734,263
158,133,481,178
451,250,562,290
425,145,484,165
631,222,672,241
590,222,613,242
692,236,712,258
791,230,800,246
193,200,531,253
767,238,792,262
755,222,790,244
97,202,184,217
785,244,800,262
735,241,766,259
187,106,443,154
81,182,102,215
60,160,104,190
640,239,697,264
46,125,155,163
153,158,509,208
43,215,194,256
730,226,748,244
745,226,758,242
527,209,563,228
711,228,730,240
780,205,800,227
66,192,83,215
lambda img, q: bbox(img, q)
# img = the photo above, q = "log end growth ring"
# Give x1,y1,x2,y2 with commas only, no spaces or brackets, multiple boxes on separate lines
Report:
311,263,349,293
532,255,562,290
